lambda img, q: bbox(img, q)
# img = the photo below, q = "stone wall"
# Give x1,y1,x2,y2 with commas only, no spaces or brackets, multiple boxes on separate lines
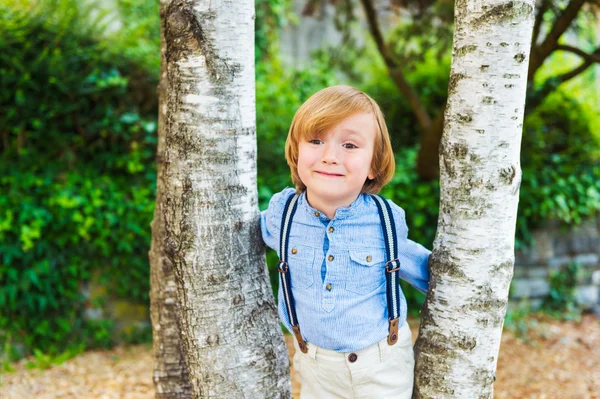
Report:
510,213,600,314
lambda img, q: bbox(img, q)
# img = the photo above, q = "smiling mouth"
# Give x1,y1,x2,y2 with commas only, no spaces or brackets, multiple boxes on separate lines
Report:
315,171,344,177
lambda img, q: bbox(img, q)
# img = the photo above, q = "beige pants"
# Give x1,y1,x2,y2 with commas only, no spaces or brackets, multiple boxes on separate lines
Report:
292,321,415,399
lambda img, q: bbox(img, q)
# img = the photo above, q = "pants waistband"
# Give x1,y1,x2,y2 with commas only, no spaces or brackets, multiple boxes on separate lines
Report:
292,320,412,365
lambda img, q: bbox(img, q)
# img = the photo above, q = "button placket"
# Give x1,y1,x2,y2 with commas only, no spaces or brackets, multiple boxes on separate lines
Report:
322,253,335,312
322,280,335,312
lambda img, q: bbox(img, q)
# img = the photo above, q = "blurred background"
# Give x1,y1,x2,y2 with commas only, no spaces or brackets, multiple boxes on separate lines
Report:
1,0,599,375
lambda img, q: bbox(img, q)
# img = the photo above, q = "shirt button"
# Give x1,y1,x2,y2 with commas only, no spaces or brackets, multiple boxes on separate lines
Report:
327,255,334,262
326,284,333,291
291,248,297,254
348,353,358,362
366,255,372,262
314,211,320,217
328,227,334,233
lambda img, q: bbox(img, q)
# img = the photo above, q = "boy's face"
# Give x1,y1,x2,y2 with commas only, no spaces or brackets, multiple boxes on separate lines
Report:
297,111,377,209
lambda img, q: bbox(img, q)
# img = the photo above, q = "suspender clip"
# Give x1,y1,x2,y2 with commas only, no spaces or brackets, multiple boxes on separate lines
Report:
292,325,308,353
278,260,288,273
387,317,399,345
386,258,400,273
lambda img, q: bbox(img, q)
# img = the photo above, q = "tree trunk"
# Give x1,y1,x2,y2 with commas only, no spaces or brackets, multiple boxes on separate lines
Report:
413,1,535,397
159,0,291,398
150,1,193,397
415,106,445,181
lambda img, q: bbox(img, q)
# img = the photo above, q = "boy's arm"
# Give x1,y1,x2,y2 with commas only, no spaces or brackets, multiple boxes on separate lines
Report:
260,208,278,252
397,235,431,295
389,202,431,295
259,187,295,254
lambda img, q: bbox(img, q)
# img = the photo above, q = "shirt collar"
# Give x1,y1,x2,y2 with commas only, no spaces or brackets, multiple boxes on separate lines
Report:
298,190,367,221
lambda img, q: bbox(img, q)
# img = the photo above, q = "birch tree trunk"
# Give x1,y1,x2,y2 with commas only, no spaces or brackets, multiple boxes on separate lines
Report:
158,0,291,397
149,1,193,397
413,1,535,397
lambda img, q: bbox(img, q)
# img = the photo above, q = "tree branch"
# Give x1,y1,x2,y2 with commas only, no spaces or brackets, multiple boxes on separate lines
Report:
529,0,586,78
526,47,600,112
358,0,432,130
556,44,600,64
531,0,550,46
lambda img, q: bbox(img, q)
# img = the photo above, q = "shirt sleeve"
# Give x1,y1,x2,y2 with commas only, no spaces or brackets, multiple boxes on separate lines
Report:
259,187,296,254
388,200,431,295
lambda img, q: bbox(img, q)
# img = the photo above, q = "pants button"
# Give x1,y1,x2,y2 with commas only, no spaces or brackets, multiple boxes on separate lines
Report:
348,353,358,363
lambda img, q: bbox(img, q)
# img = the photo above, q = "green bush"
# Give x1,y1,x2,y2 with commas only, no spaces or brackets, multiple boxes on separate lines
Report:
0,1,158,360
518,91,600,247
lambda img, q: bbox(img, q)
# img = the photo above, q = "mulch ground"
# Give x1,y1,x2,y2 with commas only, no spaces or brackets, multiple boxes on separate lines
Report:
2,313,598,399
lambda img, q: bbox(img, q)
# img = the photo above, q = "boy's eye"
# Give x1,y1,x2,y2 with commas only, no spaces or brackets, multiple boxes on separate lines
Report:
308,139,323,145
343,143,358,149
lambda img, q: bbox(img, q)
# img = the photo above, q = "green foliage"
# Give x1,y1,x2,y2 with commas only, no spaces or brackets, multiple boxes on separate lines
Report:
517,91,600,248
540,261,585,320
255,0,297,63
24,343,86,371
113,0,161,74
0,0,157,360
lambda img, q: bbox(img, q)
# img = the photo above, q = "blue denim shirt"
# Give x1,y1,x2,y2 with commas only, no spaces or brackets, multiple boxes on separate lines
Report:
260,187,431,352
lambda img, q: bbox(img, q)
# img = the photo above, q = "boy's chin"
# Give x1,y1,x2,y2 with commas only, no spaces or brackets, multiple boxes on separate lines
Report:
306,188,358,201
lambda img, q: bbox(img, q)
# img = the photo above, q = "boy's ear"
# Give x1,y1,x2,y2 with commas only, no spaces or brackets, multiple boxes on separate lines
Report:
368,168,375,180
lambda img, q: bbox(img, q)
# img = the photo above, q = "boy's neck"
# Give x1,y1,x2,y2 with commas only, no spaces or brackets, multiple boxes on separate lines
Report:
305,190,359,220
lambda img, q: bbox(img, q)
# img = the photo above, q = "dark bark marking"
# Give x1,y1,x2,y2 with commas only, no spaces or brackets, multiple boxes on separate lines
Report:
457,113,473,123
233,221,244,232
457,335,477,351
232,293,245,305
472,1,534,27
418,331,458,358
448,73,466,96
500,42,509,47
461,297,507,313
480,64,490,71
474,366,496,387
482,96,496,104
207,273,228,285
491,260,513,275
452,142,468,159
514,52,526,62
164,1,240,84
206,334,220,346
469,153,482,163
430,249,467,279
499,165,516,185
455,44,478,57
503,73,520,78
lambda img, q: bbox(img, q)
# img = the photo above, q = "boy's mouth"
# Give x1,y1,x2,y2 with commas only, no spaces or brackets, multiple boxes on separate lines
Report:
315,171,344,177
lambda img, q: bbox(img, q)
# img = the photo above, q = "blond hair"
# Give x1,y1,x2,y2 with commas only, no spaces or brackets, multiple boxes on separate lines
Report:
285,85,395,194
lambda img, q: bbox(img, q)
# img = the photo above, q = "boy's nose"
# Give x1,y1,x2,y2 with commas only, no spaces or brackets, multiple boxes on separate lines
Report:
321,143,339,164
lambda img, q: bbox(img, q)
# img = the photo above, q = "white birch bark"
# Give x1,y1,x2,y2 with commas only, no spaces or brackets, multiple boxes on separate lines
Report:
160,0,291,397
413,1,535,397
150,1,193,397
